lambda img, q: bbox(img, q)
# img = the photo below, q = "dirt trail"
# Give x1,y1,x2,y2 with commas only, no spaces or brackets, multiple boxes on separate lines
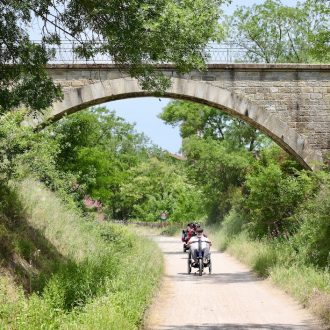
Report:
144,235,322,330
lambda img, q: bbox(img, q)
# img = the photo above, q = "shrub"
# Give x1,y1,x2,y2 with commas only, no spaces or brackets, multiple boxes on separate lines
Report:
161,223,181,236
292,174,330,268
244,164,314,238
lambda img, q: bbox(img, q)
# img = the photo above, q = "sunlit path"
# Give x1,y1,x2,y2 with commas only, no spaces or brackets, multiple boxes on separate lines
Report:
144,235,321,330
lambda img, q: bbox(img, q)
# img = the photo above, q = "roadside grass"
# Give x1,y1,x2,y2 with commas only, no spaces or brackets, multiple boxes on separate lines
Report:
0,178,163,329
127,222,182,237
60,234,163,330
271,264,330,324
160,223,182,236
208,223,330,325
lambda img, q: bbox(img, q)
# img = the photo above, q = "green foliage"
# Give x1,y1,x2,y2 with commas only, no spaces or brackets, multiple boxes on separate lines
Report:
48,107,204,222
0,110,80,209
120,157,205,222
160,100,267,151
0,2,62,113
244,162,315,238
159,100,271,223
302,0,330,62
0,106,205,225
183,136,254,222
0,178,163,329
292,172,330,268
0,110,34,180
1,0,226,106
226,0,329,63
51,108,156,213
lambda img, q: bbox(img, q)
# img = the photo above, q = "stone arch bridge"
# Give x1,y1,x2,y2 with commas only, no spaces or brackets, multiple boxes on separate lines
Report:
42,63,330,170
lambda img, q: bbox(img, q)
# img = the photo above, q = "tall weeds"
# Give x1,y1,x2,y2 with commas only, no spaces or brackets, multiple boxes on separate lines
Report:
0,178,163,329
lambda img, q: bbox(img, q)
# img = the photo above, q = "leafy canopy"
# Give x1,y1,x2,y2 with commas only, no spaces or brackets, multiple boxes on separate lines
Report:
226,0,329,63
160,100,268,151
120,157,205,222
1,0,226,113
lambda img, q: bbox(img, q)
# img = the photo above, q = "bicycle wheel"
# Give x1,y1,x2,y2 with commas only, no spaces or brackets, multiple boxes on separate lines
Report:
198,258,203,276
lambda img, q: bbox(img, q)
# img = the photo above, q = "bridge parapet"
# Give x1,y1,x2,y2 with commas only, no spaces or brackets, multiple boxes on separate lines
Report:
34,41,248,64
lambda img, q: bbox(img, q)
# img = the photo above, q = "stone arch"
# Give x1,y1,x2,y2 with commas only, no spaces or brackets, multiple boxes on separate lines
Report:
45,77,322,170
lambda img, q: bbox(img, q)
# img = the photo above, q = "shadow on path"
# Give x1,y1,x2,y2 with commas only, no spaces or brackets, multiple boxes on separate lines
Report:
166,271,262,284
163,251,186,255
155,322,316,330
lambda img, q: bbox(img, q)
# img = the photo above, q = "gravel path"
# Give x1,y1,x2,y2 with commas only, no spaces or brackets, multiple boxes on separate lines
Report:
143,235,322,330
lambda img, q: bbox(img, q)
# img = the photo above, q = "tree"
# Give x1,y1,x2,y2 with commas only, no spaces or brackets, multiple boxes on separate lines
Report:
160,100,267,151
305,0,330,62
182,136,254,222
159,100,269,222
120,157,205,222
50,107,156,215
243,162,314,238
226,0,329,63
1,0,226,113
292,172,330,268
0,2,62,113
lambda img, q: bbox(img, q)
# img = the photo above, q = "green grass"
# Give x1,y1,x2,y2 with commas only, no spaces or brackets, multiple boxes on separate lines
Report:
160,223,182,236
270,265,330,324
0,178,163,329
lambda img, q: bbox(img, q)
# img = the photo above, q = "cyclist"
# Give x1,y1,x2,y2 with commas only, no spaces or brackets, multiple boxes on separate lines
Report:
186,227,211,265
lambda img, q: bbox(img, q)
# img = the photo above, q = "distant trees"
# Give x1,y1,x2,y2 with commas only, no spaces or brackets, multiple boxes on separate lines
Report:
13,106,204,222
160,100,268,222
120,157,205,222
159,100,267,151
160,96,330,268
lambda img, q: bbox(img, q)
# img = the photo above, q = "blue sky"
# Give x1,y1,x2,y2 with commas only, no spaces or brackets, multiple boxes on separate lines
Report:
107,0,299,154
105,97,178,152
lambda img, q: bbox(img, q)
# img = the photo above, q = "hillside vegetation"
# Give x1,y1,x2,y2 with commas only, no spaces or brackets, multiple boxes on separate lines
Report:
0,178,162,329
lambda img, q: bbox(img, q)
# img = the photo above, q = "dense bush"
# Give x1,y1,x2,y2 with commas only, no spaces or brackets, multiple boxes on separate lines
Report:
183,136,253,223
243,163,315,238
292,173,330,268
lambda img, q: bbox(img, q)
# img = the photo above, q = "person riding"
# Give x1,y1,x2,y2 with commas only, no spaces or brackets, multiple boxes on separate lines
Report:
186,227,211,265
195,224,208,237
182,223,192,243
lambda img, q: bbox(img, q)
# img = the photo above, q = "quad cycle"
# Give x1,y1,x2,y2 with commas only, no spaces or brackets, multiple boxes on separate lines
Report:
187,239,212,276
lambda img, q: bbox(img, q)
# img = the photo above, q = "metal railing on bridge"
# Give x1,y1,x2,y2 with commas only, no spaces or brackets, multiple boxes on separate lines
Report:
32,41,250,64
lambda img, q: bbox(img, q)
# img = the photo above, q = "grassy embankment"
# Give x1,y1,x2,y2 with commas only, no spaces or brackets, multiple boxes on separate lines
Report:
208,212,330,325
0,178,163,329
